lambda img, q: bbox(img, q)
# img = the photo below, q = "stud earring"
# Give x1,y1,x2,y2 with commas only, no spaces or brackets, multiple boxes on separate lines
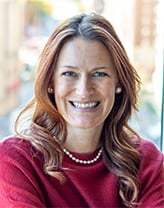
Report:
116,87,122,94
48,87,54,94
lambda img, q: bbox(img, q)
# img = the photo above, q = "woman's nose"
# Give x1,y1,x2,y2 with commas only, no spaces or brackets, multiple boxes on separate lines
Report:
75,76,94,97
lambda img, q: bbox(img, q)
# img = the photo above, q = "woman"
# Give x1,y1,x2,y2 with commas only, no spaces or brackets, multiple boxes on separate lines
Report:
0,13,163,207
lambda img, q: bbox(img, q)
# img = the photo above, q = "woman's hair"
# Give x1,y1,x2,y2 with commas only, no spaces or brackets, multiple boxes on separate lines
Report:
15,13,141,207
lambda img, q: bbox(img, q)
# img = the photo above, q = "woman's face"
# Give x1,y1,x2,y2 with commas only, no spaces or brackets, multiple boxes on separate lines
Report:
53,37,118,130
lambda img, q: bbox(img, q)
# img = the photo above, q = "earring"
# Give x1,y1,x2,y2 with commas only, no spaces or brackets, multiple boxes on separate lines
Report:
48,87,54,94
116,87,122,94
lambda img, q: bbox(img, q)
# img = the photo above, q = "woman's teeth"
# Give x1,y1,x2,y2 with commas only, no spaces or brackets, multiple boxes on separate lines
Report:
72,102,98,109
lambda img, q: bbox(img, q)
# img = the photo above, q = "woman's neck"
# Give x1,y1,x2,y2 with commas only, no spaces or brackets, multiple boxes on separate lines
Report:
64,124,103,153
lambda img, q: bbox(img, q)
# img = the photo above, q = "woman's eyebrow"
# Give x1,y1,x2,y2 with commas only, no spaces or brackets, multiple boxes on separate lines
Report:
92,66,110,70
59,65,112,71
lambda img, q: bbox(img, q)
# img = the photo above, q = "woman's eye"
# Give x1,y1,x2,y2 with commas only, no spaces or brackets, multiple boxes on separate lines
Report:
93,72,108,77
62,71,77,77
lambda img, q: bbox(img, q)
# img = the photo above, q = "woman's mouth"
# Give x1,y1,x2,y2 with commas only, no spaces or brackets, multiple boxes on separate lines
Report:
70,101,100,109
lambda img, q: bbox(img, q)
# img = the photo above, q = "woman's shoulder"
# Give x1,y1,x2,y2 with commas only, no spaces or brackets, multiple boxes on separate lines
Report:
136,138,163,178
0,136,43,164
135,139,164,205
1,135,30,146
0,136,32,155
138,138,163,161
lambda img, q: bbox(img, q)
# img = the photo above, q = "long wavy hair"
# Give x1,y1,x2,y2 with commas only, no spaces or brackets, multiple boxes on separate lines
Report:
15,13,141,207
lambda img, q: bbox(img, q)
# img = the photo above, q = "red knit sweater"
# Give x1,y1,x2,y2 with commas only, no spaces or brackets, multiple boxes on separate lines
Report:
0,137,163,207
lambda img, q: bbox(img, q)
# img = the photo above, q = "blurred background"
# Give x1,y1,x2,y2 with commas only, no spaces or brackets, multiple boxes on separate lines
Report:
0,0,163,152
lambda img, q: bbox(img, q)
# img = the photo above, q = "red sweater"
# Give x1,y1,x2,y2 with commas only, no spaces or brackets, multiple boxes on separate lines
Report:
0,137,163,208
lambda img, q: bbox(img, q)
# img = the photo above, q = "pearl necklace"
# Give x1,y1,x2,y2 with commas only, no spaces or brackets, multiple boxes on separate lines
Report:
63,147,103,165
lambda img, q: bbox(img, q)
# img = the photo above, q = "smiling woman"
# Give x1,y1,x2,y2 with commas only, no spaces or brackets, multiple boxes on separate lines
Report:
0,13,163,208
